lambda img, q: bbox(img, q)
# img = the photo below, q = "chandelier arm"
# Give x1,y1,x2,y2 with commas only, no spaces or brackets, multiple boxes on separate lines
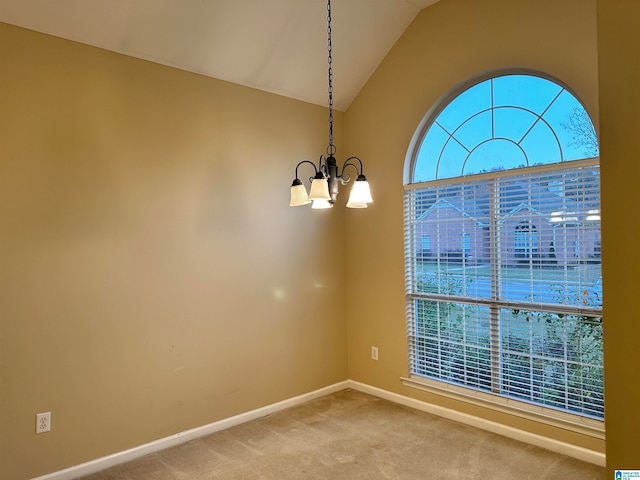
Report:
339,156,365,184
317,155,328,177
294,160,319,183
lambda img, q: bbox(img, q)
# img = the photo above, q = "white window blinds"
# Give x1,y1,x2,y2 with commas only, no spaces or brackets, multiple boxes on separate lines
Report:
404,163,603,419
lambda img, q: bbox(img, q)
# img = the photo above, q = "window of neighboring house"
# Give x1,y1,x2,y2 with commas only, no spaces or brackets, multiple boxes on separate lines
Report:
403,72,603,434
593,236,601,257
514,222,538,259
421,235,431,253
462,233,471,256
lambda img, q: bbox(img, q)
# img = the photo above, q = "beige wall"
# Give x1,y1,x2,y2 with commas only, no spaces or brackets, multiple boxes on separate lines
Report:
598,0,640,474
344,0,603,454
4,0,640,477
0,23,347,480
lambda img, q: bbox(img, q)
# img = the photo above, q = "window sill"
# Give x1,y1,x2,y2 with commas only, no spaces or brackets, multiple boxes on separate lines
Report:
401,375,604,440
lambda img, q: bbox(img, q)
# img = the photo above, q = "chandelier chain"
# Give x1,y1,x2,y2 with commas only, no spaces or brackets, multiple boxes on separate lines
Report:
327,0,335,156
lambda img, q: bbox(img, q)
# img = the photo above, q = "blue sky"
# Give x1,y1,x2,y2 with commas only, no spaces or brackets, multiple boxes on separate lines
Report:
413,75,598,183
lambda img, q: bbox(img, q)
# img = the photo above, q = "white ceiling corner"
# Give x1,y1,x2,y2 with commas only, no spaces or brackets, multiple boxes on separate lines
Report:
0,0,440,110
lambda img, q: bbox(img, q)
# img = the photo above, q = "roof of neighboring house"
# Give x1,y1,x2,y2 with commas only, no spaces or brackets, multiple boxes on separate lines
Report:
413,172,600,227
416,198,484,225
499,202,548,225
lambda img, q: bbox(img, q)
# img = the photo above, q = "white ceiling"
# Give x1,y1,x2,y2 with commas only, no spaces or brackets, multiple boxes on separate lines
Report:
0,0,439,111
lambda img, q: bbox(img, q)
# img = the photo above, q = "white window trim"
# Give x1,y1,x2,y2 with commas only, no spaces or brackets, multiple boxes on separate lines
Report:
404,158,599,191
401,375,604,439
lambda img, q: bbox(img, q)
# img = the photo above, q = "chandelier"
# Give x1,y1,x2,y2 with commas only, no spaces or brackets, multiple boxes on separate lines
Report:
289,0,373,209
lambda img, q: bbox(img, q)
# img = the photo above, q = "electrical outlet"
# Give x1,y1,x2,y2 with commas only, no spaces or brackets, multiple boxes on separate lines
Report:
36,412,51,434
371,346,379,360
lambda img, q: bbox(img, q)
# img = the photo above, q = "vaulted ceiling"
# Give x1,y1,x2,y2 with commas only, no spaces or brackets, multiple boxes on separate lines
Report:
0,0,439,111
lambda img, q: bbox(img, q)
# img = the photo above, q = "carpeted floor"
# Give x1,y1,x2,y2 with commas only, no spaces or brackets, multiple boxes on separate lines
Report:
79,389,604,479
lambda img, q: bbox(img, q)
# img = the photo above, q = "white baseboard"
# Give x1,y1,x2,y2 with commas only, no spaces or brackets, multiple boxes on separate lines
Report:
346,380,606,467
33,378,604,479
31,381,349,480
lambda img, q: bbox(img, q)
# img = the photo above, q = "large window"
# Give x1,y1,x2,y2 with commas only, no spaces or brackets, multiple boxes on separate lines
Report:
403,73,603,429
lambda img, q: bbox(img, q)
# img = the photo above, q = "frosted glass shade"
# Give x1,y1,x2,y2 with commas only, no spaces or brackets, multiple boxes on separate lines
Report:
347,176,373,206
290,183,311,206
312,199,332,209
346,201,368,209
308,177,331,201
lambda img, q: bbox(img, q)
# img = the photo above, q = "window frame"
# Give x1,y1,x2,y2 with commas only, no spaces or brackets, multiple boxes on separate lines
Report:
403,69,599,185
402,70,604,439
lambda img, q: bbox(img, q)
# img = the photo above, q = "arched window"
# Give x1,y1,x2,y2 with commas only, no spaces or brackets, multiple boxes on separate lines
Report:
403,72,603,428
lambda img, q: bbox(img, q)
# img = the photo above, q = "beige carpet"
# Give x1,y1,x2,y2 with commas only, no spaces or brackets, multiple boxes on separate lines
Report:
79,389,604,479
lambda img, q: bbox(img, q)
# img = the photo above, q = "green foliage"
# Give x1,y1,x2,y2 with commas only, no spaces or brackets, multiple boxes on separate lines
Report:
509,287,603,417
415,274,492,390
412,273,603,418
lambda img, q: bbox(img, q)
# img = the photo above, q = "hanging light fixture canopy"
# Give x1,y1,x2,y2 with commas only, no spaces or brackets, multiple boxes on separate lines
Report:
289,0,373,210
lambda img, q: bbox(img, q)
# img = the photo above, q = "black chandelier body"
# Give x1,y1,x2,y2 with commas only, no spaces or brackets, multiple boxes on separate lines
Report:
289,0,373,209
